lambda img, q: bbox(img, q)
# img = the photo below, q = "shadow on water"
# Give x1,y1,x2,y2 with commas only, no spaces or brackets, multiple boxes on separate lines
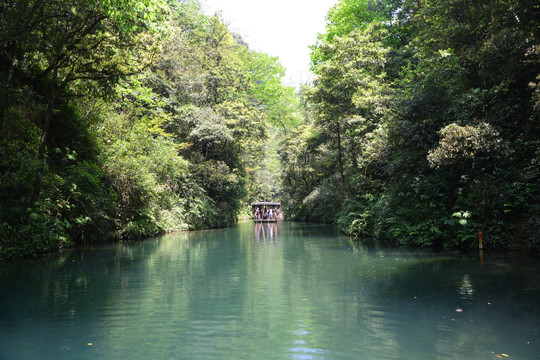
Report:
343,241,540,359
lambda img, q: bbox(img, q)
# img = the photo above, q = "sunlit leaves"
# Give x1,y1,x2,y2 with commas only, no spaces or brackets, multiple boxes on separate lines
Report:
312,24,391,119
427,123,506,169
281,0,540,248
91,0,170,33
187,107,233,149
311,0,390,66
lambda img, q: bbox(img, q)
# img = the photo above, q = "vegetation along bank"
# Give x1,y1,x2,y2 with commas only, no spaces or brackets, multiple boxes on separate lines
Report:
1,0,538,259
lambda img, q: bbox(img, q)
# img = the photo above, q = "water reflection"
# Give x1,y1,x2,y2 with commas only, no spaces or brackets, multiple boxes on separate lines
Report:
254,222,280,243
458,274,475,299
0,223,538,360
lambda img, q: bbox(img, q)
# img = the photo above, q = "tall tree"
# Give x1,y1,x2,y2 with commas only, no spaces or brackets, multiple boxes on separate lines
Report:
0,0,167,204
281,0,539,248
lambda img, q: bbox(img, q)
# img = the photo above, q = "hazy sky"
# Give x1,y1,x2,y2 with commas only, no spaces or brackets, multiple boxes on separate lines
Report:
201,0,338,87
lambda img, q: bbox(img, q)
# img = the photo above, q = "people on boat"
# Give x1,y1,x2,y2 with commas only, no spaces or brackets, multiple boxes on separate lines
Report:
252,202,282,221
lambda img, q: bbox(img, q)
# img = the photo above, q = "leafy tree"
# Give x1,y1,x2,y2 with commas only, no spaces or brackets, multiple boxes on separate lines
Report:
280,0,540,249
145,3,294,224
310,23,391,190
1,0,167,205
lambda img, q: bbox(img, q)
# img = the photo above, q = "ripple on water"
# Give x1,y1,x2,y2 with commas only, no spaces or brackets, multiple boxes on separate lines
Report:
1,223,539,360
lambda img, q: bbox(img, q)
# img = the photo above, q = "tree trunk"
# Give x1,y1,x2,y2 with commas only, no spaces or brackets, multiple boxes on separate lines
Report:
0,60,15,138
30,63,58,205
336,120,345,186
0,1,42,138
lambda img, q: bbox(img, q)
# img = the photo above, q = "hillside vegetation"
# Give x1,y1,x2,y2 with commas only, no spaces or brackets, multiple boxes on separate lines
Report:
280,0,539,249
1,0,538,259
0,0,296,259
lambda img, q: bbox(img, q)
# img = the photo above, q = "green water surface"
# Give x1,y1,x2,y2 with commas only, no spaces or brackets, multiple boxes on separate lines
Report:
0,222,538,359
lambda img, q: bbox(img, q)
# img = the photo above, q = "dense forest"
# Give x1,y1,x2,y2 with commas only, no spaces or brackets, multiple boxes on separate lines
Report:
0,0,538,259
0,0,296,259
281,0,539,249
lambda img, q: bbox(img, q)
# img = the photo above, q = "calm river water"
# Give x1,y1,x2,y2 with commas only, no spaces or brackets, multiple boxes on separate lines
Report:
0,222,539,360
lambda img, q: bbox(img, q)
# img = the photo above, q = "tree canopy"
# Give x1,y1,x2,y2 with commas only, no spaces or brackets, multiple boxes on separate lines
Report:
281,0,539,249
1,0,538,259
0,0,295,259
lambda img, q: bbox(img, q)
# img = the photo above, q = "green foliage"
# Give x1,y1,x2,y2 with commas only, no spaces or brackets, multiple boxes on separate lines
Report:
427,123,507,169
337,198,373,236
4,0,537,259
280,0,540,249
1,0,295,259
0,107,40,205
311,0,391,66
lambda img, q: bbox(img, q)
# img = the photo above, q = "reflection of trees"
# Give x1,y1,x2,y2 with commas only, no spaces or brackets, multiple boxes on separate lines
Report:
277,230,402,358
0,241,167,357
274,233,540,359
354,251,540,359
1,224,538,359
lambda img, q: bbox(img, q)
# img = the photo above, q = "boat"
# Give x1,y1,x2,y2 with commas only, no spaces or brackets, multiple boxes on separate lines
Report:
251,202,283,222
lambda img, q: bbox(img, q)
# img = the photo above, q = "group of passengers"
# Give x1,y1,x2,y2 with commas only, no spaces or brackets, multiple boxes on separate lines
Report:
254,206,281,221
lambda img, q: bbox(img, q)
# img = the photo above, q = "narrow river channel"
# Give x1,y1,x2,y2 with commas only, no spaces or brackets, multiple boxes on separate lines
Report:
0,222,538,359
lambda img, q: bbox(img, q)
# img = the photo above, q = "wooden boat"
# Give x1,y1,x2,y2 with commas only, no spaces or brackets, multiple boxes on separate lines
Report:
251,202,283,222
